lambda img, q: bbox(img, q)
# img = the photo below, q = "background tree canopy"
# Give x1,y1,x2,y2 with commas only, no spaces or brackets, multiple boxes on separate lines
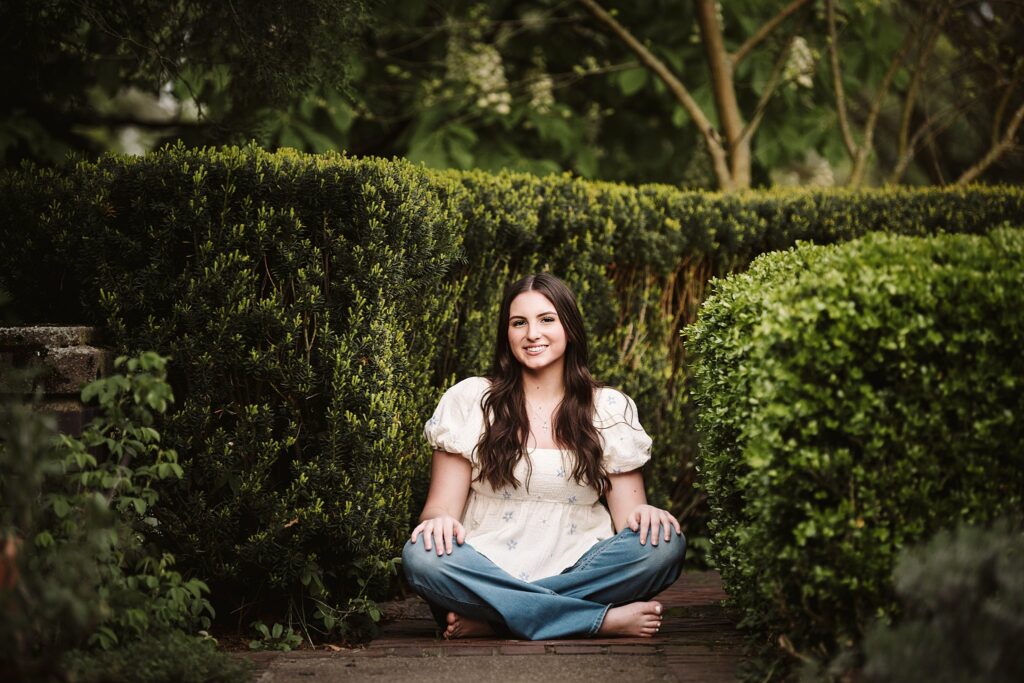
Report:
2,0,1022,189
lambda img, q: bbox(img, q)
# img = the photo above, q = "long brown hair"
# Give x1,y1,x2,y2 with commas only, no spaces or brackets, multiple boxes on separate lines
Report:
475,273,611,495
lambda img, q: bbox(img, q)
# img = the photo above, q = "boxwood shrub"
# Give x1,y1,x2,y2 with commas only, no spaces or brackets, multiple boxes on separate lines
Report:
686,227,1024,678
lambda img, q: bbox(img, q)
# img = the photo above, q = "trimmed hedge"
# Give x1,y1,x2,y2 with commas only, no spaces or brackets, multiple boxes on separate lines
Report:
2,144,1023,634
1,146,464,635
686,228,1024,677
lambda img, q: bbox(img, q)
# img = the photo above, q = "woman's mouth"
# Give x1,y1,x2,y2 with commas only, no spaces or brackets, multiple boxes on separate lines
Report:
524,345,547,355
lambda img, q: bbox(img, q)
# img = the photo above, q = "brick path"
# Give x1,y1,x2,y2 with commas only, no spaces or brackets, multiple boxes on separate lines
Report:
244,571,746,682
340,570,747,682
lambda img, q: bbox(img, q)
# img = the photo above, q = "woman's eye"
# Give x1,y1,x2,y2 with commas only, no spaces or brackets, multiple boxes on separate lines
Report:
543,317,555,323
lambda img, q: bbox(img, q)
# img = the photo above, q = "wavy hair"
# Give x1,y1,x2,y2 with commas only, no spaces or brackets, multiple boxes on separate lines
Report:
475,273,611,495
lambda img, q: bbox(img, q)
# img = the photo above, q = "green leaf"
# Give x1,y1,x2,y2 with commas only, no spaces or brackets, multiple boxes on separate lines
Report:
617,68,648,96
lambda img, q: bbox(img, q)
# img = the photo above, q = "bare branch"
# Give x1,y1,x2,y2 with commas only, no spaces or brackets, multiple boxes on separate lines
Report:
826,0,858,159
888,100,972,183
957,100,1024,184
993,66,1024,148
577,0,734,189
738,11,810,146
850,22,917,185
897,2,952,165
731,0,813,66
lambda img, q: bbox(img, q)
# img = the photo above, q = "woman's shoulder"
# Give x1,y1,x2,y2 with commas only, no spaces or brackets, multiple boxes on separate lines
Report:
441,376,491,405
593,384,633,409
592,384,640,425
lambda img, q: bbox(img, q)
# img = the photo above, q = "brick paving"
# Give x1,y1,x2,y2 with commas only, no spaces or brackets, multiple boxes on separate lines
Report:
243,571,747,682
348,570,747,681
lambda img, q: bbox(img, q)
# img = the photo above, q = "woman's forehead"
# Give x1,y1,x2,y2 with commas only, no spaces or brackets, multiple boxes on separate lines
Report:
509,290,557,317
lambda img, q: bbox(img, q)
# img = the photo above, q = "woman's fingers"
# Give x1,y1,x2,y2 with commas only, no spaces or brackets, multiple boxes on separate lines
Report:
443,517,454,554
432,524,445,556
455,520,467,545
638,509,651,546
410,522,425,544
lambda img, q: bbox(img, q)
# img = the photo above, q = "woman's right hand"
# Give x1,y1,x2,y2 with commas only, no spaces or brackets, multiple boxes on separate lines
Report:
410,514,466,556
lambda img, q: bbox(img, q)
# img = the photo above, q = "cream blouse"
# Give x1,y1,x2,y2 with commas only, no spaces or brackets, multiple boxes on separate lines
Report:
424,376,653,581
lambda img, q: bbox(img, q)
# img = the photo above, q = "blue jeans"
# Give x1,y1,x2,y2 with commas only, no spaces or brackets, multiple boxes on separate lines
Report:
401,528,686,640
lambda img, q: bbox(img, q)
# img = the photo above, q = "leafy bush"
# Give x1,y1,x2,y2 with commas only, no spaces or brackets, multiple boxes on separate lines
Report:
1,146,1021,628
860,520,1024,683
686,227,1024,679
63,630,251,683
0,352,216,681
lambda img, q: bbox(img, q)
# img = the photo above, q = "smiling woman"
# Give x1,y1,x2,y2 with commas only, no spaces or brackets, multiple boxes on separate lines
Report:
402,273,685,641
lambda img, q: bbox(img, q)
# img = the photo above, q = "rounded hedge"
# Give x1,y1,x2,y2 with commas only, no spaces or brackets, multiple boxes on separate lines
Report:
686,227,1024,676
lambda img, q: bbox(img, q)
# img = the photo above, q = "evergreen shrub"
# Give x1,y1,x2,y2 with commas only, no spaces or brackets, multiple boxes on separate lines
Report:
861,519,1024,683
686,227,1024,678
62,630,251,683
1,145,1022,632
0,145,463,638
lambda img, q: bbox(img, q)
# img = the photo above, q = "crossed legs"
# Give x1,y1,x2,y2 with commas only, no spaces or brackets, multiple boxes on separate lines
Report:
401,527,686,640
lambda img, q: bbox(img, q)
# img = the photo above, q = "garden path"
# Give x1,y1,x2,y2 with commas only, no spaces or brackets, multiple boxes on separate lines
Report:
242,570,747,682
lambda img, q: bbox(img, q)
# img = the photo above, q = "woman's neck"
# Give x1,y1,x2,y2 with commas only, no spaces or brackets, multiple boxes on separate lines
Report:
521,364,565,403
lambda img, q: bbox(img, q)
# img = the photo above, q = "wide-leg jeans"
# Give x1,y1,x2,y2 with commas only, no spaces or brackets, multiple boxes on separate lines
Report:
401,527,686,640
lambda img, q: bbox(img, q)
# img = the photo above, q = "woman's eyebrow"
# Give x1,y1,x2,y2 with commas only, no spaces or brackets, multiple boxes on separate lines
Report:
509,311,558,319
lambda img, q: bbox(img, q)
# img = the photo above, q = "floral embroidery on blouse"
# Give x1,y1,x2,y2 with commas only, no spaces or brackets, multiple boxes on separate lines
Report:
507,539,518,551
502,511,514,522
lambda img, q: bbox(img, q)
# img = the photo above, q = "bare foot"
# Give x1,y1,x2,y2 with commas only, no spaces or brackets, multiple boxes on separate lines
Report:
443,611,496,639
596,601,664,638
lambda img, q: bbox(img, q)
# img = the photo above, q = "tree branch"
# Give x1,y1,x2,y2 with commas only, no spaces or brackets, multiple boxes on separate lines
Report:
850,21,917,185
897,2,952,167
888,100,971,183
694,0,746,185
957,100,1024,184
731,0,813,66
993,66,1024,148
826,0,858,159
577,0,734,189
738,11,809,146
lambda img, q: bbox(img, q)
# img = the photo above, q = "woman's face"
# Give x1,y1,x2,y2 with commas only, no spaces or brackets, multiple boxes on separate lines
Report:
507,290,568,374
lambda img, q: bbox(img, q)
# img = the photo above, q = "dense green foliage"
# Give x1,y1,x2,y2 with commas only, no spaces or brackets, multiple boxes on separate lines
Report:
686,228,1024,679
2,146,1022,636
860,519,1024,683
6,2,1022,187
63,630,251,683
0,353,233,682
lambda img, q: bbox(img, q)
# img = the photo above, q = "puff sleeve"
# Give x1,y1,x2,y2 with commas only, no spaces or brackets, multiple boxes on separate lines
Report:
595,387,653,474
423,376,489,465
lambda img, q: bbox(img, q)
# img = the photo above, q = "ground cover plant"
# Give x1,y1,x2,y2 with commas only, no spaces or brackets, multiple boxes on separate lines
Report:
1,145,1022,639
686,227,1024,680
861,518,1024,683
0,352,250,683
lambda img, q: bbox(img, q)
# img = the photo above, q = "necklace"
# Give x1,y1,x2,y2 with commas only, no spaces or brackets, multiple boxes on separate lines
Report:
526,397,552,431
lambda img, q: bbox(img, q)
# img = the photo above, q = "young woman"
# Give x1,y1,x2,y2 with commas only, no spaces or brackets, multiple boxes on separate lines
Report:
402,273,685,640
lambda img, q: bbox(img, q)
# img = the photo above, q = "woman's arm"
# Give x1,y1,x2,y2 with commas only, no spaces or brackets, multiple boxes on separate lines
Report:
409,450,473,556
605,470,681,546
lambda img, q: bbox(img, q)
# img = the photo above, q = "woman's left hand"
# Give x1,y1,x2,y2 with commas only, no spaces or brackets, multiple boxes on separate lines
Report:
626,504,681,546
